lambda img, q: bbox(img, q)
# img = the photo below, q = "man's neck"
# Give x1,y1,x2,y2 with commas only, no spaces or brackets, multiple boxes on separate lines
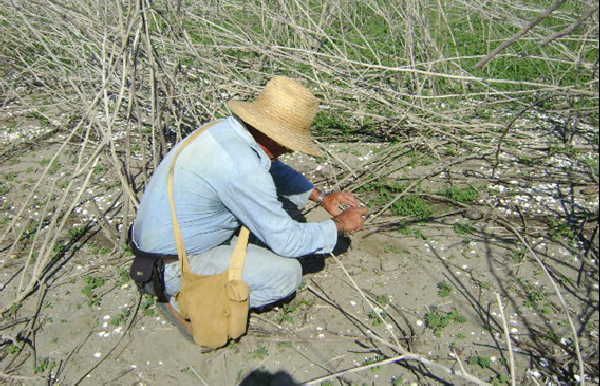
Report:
258,143,276,160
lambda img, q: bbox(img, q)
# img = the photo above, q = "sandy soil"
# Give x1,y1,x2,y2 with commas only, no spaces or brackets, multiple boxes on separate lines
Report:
0,118,598,385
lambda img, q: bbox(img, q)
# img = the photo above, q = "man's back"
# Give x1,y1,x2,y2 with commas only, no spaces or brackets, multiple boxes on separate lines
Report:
134,117,267,255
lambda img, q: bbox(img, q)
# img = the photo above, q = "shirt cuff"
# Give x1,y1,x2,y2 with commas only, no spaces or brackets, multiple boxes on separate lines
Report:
285,188,313,209
315,219,338,254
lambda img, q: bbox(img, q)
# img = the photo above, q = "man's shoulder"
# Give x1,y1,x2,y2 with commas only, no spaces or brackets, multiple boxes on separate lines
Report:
208,117,267,171
174,117,263,181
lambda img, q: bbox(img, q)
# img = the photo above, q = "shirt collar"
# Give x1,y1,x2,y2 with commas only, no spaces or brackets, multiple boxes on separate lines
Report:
229,115,272,169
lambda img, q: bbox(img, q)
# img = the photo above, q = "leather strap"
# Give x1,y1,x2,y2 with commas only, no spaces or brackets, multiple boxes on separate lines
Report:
166,120,250,276
228,226,250,281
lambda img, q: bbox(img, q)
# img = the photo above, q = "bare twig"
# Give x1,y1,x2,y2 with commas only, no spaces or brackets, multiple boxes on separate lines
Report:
496,293,516,386
475,0,567,69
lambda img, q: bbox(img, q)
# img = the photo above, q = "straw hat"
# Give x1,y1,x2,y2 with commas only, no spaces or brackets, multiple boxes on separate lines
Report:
228,76,323,157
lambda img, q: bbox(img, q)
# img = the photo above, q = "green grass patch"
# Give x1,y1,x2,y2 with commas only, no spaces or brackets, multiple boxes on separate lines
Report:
312,111,355,137
391,196,433,219
440,185,479,203
357,178,434,219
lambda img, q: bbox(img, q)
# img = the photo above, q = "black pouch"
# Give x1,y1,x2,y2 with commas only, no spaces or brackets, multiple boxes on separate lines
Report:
129,254,168,302
128,226,170,302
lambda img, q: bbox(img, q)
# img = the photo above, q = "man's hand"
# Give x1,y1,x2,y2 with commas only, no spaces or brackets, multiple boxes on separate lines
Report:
322,191,361,217
333,206,368,233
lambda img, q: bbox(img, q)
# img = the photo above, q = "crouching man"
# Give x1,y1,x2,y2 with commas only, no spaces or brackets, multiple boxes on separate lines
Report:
131,76,367,339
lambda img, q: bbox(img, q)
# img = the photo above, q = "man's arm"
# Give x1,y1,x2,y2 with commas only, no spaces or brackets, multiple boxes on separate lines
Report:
219,162,337,257
272,160,368,232
270,160,314,208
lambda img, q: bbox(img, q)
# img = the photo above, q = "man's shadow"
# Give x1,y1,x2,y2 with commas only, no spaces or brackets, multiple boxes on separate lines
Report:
239,369,298,386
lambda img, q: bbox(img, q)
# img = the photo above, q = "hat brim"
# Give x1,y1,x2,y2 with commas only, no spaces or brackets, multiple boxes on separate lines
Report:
228,101,324,158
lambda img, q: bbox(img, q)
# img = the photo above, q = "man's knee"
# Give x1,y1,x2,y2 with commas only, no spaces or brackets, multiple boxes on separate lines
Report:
277,258,302,297
249,258,302,310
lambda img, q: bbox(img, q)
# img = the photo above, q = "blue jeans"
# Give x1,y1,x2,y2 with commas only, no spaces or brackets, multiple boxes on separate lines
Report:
164,235,303,309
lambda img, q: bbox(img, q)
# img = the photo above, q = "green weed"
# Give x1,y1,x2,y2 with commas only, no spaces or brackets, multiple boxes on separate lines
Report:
356,178,406,207
110,308,131,327
277,299,314,323
467,355,492,369
82,275,106,307
141,294,157,317
398,225,427,240
510,247,527,263
375,294,390,306
4,303,23,318
520,279,553,314
524,289,551,314
425,310,466,337
93,164,108,176
548,219,576,242
583,156,599,179
3,171,17,181
478,281,492,290
90,242,112,255
277,342,293,350
5,344,20,355
34,357,56,374
436,281,453,297
0,183,9,195
51,242,67,262
368,310,388,327
454,221,477,235
39,159,62,175
251,346,269,360
25,111,50,126
227,341,239,351
406,150,434,166
491,375,510,385
68,226,86,240
383,244,407,254
115,268,130,287
362,354,385,371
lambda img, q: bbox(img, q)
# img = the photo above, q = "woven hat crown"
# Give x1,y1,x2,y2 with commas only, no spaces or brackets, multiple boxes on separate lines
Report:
228,76,323,157
255,76,319,130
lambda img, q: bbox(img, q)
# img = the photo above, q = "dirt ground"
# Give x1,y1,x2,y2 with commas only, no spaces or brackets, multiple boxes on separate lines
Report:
0,116,599,385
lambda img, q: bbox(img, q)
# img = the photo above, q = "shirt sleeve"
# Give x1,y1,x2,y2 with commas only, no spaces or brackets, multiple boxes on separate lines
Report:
218,162,337,258
269,160,314,209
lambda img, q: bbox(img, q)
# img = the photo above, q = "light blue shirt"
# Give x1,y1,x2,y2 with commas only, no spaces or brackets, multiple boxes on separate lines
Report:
133,116,337,257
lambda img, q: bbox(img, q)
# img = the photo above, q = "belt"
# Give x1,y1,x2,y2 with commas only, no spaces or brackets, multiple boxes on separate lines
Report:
128,226,179,264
